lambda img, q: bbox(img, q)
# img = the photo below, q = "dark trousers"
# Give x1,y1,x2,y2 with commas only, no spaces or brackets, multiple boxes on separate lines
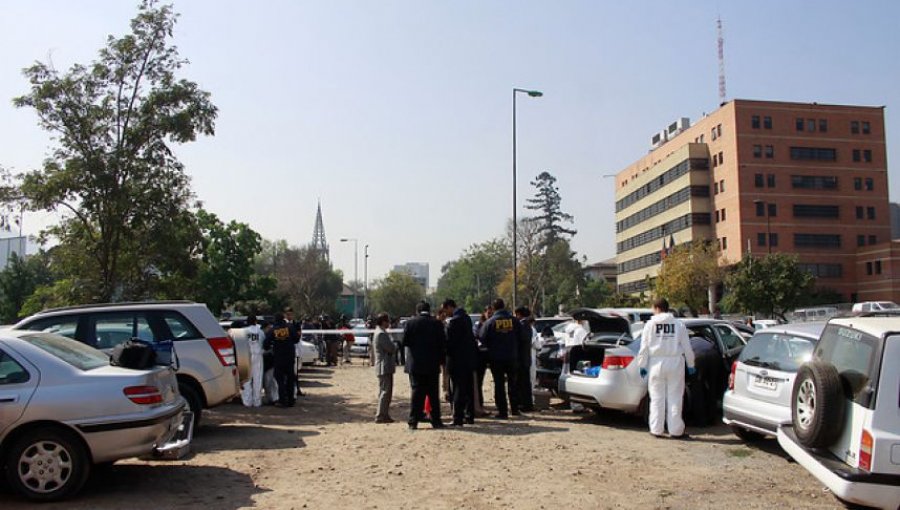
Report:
490,361,519,416
274,361,296,405
408,373,441,426
517,362,534,410
475,355,488,407
450,369,475,424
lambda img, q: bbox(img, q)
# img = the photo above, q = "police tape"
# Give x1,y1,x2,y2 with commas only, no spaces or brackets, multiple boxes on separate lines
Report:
273,329,404,336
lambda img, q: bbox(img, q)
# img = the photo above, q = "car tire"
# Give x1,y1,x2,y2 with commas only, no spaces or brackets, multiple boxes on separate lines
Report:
4,427,91,502
730,425,765,442
792,362,845,448
179,382,203,429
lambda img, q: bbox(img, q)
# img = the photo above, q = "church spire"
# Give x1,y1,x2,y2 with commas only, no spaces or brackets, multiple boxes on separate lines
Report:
311,200,330,259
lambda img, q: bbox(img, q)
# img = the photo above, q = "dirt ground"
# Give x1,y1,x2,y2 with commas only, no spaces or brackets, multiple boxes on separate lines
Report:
3,362,845,509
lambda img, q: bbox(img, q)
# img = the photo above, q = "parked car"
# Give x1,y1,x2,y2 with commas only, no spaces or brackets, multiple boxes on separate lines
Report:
790,306,839,322
13,301,245,426
722,322,824,441
0,330,187,501
851,301,899,313
349,325,370,357
777,316,900,510
296,339,318,366
532,316,570,336
558,316,746,424
534,320,573,393
752,319,780,330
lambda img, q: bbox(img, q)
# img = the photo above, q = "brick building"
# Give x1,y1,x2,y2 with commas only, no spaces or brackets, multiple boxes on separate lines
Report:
614,99,894,302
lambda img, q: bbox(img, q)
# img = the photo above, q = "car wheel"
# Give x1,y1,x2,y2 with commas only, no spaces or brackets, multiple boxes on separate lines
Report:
4,427,90,502
178,382,203,428
792,362,845,448
730,425,765,442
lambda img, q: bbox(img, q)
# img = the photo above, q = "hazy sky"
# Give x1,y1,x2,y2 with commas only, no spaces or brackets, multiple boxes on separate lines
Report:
2,0,899,286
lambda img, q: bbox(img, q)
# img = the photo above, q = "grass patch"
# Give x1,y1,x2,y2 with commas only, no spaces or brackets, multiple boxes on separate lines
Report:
725,448,753,459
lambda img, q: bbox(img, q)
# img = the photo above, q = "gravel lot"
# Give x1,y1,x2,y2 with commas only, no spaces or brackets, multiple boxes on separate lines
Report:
2,363,844,509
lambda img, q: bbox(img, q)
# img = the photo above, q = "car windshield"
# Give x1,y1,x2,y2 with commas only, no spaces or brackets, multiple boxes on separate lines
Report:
20,332,108,371
877,301,898,309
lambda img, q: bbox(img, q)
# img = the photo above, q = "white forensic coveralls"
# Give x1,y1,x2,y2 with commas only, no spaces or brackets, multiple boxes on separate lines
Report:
244,324,265,407
529,325,540,388
563,321,590,410
636,312,695,436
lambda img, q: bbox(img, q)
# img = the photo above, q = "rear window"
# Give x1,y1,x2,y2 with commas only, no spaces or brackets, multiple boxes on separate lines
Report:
21,333,108,371
814,325,882,409
739,332,814,372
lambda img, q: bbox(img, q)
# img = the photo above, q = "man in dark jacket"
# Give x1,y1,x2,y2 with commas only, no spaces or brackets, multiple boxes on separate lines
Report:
514,306,535,412
264,313,299,407
442,299,478,426
402,301,447,430
479,298,521,418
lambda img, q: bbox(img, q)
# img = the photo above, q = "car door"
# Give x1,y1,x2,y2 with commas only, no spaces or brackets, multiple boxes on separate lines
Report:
0,346,39,436
712,324,746,366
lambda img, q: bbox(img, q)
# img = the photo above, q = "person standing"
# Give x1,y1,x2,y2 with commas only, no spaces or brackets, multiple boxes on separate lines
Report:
514,307,535,412
402,301,447,430
442,299,478,426
636,298,696,439
372,313,397,423
480,298,521,418
243,315,265,407
264,313,300,407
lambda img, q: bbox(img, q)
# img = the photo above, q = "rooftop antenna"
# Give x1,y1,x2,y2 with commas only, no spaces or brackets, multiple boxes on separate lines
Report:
717,15,727,105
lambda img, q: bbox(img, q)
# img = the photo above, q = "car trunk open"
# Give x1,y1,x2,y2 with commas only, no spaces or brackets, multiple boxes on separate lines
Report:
566,309,631,377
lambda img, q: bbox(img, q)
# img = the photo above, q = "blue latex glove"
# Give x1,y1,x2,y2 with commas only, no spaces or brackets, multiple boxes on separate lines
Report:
639,368,648,378
687,366,697,376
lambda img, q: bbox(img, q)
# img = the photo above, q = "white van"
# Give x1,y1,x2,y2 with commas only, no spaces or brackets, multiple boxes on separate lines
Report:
851,301,899,313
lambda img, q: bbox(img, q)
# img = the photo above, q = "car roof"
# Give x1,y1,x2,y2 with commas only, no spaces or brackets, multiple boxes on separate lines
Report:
31,300,198,315
681,318,732,326
755,321,826,340
828,316,900,339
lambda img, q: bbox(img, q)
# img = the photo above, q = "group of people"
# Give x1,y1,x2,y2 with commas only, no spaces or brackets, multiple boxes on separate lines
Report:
243,311,302,408
372,297,540,429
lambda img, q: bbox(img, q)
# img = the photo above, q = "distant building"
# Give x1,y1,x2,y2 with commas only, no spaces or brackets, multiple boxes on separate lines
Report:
393,262,429,289
583,258,617,287
0,236,27,271
336,283,364,319
890,202,900,239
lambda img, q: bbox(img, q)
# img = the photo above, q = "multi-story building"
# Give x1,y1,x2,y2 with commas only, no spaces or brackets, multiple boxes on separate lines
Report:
393,262,429,289
615,99,891,302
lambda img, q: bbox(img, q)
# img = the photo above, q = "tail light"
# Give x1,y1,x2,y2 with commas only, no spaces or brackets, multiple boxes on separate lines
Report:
601,355,634,370
208,336,236,366
728,361,737,390
859,429,873,471
124,385,163,405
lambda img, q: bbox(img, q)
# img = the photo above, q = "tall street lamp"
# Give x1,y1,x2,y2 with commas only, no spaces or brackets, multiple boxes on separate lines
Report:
512,87,543,309
364,244,369,318
340,238,359,318
753,200,772,254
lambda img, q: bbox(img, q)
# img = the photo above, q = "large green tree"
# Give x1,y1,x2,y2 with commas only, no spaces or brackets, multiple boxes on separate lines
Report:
371,271,425,318
722,253,814,320
655,240,725,316
274,245,343,318
2,0,216,302
436,239,511,313
0,253,53,323
525,171,576,247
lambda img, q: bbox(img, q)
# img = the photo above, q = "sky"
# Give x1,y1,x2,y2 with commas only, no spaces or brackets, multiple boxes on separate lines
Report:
2,0,899,287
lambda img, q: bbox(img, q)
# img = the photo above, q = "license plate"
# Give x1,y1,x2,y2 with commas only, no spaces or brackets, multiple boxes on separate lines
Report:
753,375,778,390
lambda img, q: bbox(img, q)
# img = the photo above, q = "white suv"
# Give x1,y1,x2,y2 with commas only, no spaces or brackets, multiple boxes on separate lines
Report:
777,316,900,510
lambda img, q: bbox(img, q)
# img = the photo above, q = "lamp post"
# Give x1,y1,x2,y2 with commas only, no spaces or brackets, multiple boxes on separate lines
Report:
753,200,772,254
340,238,359,318
364,244,369,318
512,87,543,309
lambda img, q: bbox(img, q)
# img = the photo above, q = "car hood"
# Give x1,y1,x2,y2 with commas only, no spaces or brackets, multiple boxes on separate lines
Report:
568,308,632,336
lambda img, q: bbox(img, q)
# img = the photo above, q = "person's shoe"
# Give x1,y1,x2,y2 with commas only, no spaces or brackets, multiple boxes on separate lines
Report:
465,418,475,425
432,422,446,429
670,433,691,440
493,413,509,419
408,423,418,431
511,410,523,416
375,417,395,424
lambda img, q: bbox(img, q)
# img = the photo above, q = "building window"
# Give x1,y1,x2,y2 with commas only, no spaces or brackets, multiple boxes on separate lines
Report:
875,260,882,274
719,179,725,192
721,237,727,250
754,174,764,187
763,116,772,129
764,145,774,158
699,134,705,143
869,235,877,245
711,127,717,141
857,235,866,247
791,175,838,189
758,233,767,247
751,115,760,129
715,210,720,222
866,262,873,275
854,177,863,190
796,118,805,131
853,149,861,162
718,151,724,165
717,124,722,137
793,204,840,218
767,174,776,188
851,121,860,134
807,119,816,132
799,263,843,278
790,146,837,161
768,203,777,217
794,234,841,248
856,206,864,219
819,119,828,132
721,208,726,221
756,201,765,217
862,121,870,134
714,181,719,194
753,145,762,158
864,149,872,162
867,206,876,220
865,177,874,191
769,233,779,247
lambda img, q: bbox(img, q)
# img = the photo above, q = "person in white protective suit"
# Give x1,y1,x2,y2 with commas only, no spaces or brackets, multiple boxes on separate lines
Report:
563,320,590,411
243,315,265,407
636,298,696,438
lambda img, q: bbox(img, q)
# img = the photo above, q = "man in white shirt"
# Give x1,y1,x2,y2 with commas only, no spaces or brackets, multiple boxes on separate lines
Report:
636,298,696,438
243,315,265,407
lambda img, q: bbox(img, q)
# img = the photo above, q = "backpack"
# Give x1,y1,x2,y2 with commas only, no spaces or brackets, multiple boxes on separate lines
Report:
110,339,157,369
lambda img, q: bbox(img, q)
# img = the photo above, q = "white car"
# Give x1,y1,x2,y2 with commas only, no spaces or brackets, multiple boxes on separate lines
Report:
723,322,823,440
295,339,318,366
752,319,780,330
777,316,900,509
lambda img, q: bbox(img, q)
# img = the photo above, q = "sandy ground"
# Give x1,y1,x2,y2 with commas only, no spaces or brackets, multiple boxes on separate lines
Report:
3,362,845,509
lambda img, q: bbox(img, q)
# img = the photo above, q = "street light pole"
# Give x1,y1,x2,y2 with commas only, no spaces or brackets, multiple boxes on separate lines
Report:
340,238,359,318
512,87,543,309
364,244,369,318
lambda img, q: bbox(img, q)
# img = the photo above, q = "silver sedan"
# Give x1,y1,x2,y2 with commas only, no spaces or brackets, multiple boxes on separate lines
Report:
0,331,186,501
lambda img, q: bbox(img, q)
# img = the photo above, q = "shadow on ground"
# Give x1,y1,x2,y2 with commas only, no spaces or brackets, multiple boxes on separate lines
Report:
192,423,317,452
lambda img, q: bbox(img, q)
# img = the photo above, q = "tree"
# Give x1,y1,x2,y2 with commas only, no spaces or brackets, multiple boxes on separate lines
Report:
0,253,53,322
722,253,814,320
525,171,576,247
497,237,586,316
655,240,725,316
436,239,511,313
274,246,343,318
2,1,217,301
194,209,264,315
370,271,425,318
